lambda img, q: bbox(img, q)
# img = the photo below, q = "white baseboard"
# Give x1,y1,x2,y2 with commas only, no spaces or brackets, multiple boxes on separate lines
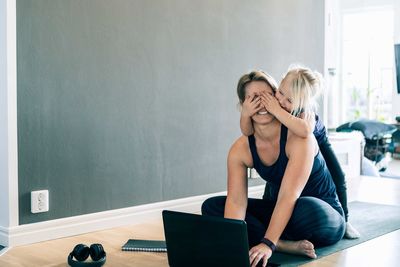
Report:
0,185,264,247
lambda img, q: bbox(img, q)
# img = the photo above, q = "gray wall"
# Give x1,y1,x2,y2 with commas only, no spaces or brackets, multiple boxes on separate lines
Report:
17,0,325,224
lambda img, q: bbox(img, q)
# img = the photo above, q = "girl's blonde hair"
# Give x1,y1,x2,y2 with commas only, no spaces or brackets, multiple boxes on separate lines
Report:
283,65,323,120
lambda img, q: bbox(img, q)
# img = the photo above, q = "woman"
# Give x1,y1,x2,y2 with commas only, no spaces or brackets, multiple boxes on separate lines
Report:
202,71,345,267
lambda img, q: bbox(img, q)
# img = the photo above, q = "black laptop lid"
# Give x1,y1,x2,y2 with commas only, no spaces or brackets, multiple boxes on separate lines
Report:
162,210,250,267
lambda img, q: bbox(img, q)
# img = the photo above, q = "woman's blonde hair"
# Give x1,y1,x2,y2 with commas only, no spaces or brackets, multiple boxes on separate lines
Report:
237,70,278,105
283,65,323,120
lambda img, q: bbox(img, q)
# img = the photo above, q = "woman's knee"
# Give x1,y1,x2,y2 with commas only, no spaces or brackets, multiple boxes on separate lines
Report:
287,197,345,246
298,197,343,224
201,196,226,216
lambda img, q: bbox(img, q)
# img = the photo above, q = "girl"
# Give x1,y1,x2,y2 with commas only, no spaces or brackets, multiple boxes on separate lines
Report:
240,66,360,239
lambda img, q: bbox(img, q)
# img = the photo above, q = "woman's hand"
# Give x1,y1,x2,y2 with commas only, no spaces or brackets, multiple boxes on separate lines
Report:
242,94,261,118
249,243,273,267
260,92,282,116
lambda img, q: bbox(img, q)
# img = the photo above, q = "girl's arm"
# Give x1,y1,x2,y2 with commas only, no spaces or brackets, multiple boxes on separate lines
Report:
274,109,315,138
224,141,249,220
240,115,255,136
240,95,262,136
261,93,315,138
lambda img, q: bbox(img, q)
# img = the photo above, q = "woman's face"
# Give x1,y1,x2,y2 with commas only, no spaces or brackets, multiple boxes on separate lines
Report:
276,76,293,113
244,81,275,123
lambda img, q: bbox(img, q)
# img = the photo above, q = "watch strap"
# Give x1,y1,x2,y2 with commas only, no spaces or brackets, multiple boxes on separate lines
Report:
260,237,276,252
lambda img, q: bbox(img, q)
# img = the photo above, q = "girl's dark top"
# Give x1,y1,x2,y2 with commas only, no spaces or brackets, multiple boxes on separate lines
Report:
248,124,343,216
313,114,327,144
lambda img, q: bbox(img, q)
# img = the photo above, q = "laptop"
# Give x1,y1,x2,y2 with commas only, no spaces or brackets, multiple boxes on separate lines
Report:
162,210,280,267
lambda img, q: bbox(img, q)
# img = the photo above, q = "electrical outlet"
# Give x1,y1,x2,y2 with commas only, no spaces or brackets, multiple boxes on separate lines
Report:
31,190,49,213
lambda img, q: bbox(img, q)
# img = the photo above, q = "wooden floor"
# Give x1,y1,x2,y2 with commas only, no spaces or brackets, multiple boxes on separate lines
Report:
1,175,400,267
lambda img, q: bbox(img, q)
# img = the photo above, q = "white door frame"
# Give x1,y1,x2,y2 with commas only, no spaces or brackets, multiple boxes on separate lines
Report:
0,0,19,247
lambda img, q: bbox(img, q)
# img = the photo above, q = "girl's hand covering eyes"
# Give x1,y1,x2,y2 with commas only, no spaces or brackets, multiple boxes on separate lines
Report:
260,92,282,116
242,94,262,117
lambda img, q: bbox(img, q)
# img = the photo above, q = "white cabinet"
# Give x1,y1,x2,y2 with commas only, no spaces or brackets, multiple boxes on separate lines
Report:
328,131,365,178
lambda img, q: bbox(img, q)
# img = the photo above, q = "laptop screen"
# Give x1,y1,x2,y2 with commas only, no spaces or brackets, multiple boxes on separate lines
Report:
162,210,251,267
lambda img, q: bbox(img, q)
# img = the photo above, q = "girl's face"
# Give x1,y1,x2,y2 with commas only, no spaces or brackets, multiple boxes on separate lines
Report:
276,76,293,113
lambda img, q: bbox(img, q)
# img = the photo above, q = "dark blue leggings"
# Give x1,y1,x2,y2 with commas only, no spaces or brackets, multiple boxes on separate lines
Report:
201,196,345,248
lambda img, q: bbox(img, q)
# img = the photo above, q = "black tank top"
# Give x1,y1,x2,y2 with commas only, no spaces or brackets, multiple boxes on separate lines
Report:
248,125,343,215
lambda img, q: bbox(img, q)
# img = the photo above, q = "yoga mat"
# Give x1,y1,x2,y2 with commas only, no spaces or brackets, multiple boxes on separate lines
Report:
380,172,400,180
0,245,7,258
269,201,400,267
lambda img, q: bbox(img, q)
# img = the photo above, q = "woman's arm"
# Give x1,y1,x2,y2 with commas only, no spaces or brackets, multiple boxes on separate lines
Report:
224,140,249,220
261,93,315,137
263,135,315,245
248,135,315,267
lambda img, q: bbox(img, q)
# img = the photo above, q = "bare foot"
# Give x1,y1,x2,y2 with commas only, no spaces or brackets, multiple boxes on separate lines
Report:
344,221,361,239
277,239,317,259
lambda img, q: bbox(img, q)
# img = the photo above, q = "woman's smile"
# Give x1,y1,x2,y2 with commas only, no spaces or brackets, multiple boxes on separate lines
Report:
257,110,269,115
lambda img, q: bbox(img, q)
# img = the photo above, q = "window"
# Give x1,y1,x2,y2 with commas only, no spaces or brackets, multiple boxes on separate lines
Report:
341,8,394,122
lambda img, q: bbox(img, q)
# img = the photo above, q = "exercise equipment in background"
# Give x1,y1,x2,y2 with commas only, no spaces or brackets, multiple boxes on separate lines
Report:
337,119,397,172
